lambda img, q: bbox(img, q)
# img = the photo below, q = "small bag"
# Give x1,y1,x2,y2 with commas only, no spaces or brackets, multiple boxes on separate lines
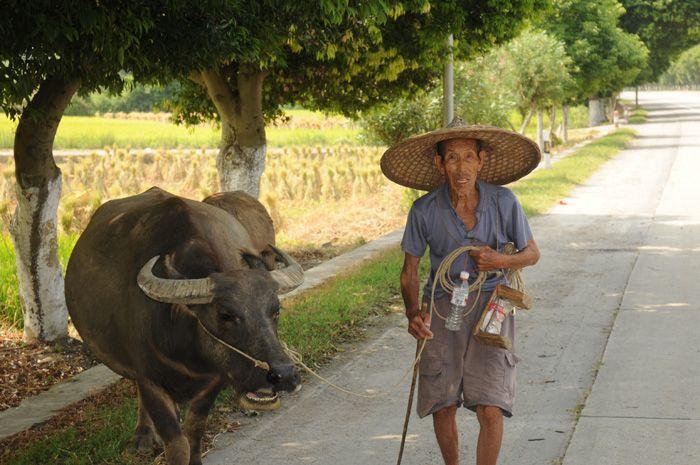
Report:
474,284,532,350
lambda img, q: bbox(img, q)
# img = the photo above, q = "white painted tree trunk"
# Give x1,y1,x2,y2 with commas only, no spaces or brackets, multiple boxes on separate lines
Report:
9,174,68,341
217,142,266,197
199,66,267,199
11,76,77,342
588,98,606,126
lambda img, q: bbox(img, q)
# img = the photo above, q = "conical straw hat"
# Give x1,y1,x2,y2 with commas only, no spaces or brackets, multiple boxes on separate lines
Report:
380,117,541,190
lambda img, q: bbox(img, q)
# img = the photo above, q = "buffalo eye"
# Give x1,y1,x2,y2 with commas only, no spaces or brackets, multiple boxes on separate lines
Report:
218,312,239,324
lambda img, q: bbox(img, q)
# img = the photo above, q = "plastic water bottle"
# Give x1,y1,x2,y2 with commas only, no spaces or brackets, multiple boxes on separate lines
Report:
446,272,470,331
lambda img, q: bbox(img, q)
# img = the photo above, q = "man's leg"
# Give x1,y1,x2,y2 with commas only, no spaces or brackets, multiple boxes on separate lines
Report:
433,404,459,465
475,405,503,465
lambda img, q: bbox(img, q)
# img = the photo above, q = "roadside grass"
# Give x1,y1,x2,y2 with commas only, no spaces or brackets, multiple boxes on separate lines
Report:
628,108,648,124
0,113,363,150
1,128,636,464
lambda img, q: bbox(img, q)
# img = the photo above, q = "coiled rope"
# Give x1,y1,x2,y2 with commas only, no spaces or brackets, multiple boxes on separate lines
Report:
198,244,522,399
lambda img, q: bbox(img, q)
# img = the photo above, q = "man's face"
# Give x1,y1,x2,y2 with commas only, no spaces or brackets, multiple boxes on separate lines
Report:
434,138,485,194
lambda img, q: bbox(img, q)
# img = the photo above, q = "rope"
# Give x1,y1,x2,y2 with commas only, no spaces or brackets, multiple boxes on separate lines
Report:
197,246,523,400
197,320,271,371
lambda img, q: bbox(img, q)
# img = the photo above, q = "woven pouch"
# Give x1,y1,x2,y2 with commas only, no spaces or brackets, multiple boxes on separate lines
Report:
474,284,532,350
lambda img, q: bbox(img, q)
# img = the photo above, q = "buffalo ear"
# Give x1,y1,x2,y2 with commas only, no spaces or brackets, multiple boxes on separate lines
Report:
242,252,267,271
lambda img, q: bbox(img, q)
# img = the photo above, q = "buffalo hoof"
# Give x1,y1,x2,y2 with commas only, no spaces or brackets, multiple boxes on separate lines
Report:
129,429,163,455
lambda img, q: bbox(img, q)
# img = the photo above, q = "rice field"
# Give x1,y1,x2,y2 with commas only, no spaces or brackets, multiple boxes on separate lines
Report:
0,109,363,150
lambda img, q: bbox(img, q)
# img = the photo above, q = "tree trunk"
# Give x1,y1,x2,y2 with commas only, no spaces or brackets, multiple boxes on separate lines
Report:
536,109,544,152
547,107,556,142
635,86,639,108
561,106,569,143
200,65,267,198
519,108,533,134
10,76,79,342
588,98,606,126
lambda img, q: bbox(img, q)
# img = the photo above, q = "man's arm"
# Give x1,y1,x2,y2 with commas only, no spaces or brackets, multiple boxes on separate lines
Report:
400,253,433,340
470,238,540,271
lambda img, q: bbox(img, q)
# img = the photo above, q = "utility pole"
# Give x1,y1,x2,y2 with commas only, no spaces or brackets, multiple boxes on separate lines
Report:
443,34,454,126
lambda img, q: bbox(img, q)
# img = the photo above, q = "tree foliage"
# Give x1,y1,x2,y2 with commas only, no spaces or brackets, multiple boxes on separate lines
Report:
659,43,700,87
619,0,700,84
0,1,234,119
499,29,574,114
168,0,548,126
360,52,518,145
542,0,648,101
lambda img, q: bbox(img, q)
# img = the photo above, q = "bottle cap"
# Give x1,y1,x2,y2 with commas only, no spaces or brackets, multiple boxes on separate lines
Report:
460,271,470,280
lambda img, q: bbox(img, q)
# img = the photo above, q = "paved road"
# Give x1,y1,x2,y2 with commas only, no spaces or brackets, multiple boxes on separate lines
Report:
561,92,700,464
203,91,699,465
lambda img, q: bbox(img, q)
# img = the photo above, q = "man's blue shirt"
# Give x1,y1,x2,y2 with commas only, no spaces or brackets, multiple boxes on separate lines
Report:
401,180,533,298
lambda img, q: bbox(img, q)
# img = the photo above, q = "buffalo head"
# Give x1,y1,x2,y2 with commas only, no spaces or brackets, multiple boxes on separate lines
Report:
136,245,303,393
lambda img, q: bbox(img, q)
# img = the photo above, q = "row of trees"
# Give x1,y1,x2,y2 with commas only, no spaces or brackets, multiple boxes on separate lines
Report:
2,0,548,342
364,0,654,147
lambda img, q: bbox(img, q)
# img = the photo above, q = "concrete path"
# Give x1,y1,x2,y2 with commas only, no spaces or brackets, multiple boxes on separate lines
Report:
203,91,696,465
561,92,700,465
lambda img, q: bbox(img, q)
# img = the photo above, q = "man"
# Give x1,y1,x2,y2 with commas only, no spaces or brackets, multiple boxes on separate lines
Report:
380,119,541,465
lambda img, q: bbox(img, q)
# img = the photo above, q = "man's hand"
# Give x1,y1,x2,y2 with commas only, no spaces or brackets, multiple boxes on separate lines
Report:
407,301,433,340
469,245,504,271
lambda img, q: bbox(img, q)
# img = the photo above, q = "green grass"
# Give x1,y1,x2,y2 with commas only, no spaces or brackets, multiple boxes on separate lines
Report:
0,111,363,150
2,129,636,464
0,235,77,330
5,392,141,465
628,108,648,125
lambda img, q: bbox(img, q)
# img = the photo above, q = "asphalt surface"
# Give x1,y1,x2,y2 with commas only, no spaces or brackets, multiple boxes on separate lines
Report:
203,91,699,465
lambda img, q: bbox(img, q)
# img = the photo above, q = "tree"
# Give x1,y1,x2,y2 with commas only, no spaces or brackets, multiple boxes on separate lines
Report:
0,1,238,341
543,0,648,125
660,43,700,87
619,0,700,85
360,52,516,146
499,29,574,138
169,0,548,197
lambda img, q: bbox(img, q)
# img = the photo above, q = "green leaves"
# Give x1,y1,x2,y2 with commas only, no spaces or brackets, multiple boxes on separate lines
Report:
500,29,575,111
619,0,700,83
541,0,648,100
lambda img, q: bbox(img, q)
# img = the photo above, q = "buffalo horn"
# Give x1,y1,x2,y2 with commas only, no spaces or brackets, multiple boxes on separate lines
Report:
137,256,215,304
268,245,304,294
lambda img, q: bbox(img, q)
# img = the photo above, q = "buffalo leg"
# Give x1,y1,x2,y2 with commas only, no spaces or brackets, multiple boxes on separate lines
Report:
130,384,163,454
137,379,190,465
183,377,224,465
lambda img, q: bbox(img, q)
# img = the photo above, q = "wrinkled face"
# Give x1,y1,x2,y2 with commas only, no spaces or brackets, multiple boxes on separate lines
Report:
194,270,299,393
434,138,486,195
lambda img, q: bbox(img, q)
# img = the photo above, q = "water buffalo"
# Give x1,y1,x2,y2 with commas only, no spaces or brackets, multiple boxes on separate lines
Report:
65,187,303,465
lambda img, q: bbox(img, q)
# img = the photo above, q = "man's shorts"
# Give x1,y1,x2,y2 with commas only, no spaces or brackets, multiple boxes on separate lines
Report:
417,290,520,418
